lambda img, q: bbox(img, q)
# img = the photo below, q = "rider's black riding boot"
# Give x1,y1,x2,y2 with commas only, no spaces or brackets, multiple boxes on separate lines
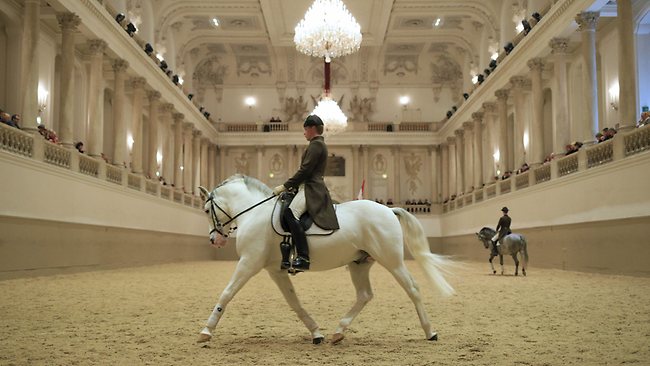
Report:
283,209,310,270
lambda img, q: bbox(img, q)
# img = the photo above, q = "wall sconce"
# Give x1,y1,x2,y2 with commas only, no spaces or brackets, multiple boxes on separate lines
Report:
493,149,500,163
399,95,410,109
609,82,619,111
523,132,529,151
127,134,134,150
245,96,256,108
37,84,48,114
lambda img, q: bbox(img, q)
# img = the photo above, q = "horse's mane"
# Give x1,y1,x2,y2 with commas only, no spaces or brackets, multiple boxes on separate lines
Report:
480,227,495,233
220,174,272,195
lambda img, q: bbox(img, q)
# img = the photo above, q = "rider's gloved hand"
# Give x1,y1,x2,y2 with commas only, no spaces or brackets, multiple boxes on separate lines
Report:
273,185,286,195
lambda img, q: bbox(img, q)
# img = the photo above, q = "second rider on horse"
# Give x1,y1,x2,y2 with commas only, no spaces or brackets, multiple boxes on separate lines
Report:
272,114,340,270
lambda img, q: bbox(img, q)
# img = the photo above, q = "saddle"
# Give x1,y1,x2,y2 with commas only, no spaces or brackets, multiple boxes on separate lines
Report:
271,191,335,237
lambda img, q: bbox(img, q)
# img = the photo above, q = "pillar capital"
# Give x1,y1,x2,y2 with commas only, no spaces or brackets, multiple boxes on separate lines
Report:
112,58,129,72
527,57,545,72
193,129,203,138
462,121,474,130
575,11,599,31
161,103,175,114
482,102,497,114
56,12,81,31
495,89,509,100
471,111,484,122
510,75,528,89
87,39,107,55
173,113,185,122
549,37,570,54
130,77,147,90
183,122,194,131
446,136,456,144
454,129,464,137
147,90,161,102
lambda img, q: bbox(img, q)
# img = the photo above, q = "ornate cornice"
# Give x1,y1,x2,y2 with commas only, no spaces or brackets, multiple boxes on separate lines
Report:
482,102,497,113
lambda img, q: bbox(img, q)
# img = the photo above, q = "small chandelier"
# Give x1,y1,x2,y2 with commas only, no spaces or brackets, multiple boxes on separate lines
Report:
294,0,362,61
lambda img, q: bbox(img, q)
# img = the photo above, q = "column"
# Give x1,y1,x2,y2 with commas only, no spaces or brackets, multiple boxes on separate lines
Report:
447,137,457,198
111,59,129,166
549,38,571,153
495,89,509,174
510,76,527,168
219,146,227,182
362,146,369,198
463,122,474,192
207,143,215,189
146,91,161,178
160,103,174,181
172,113,184,188
352,145,360,198
472,112,484,188
575,11,600,141
129,77,146,173
255,145,263,180
56,12,81,146
454,129,464,195
428,145,439,203
617,0,637,128
190,131,201,194
20,0,40,131
201,138,209,188
182,123,194,192
391,147,400,204
528,58,545,164
86,40,107,157
482,102,497,182
441,143,449,201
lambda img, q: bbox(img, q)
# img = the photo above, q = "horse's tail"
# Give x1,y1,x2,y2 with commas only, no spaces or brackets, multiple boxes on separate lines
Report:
521,235,529,267
392,207,455,297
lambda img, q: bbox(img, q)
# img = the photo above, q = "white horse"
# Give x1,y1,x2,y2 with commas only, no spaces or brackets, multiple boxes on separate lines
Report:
197,175,455,344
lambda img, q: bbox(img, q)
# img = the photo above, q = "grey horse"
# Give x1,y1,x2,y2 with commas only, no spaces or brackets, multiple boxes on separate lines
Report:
476,227,529,276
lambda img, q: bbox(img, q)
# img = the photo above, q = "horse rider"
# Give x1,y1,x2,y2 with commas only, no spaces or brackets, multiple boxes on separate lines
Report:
492,207,512,253
273,114,340,270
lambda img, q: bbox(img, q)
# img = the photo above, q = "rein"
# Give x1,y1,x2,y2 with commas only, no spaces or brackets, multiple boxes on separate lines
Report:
207,194,277,238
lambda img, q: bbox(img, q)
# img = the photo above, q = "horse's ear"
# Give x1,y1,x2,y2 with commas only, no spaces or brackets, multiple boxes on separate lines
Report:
199,186,209,201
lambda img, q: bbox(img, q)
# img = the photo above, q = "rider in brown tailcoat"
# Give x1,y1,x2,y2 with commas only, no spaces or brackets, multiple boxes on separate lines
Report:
273,114,339,270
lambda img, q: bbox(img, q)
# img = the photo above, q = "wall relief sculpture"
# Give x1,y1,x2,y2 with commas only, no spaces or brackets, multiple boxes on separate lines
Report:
348,96,375,122
384,55,418,77
282,96,309,122
430,54,462,97
404,152,422,195
372,154,387,174
269,153,284,174
236,56,271,78
193,56,228,87
234,152,250,175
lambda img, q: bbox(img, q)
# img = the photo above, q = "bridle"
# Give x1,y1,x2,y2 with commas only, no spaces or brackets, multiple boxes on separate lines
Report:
205,192,277,238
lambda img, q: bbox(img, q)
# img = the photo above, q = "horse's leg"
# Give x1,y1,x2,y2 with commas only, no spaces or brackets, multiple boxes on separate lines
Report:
489,255,496,274
386,264,437,340
198,258,263,343
512,253,519,276
266,270,325,344
332,260,375,344
499,255,504,275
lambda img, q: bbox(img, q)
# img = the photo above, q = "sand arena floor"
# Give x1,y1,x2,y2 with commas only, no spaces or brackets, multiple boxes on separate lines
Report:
1,260,649,366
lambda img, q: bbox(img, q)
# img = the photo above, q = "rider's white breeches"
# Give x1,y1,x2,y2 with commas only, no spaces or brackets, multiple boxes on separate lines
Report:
288,188,307,218
491,233,499,242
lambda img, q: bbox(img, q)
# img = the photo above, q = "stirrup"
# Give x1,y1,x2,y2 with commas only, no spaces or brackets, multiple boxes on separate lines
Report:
280,261,291,270
292,257,310,270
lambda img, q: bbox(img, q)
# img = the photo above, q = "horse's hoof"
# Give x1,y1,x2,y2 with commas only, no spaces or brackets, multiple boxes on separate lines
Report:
313,336,325,345
493,270,496,274
331,333,345,344
428,333,438,341
515,273,519,276
197,333,212,343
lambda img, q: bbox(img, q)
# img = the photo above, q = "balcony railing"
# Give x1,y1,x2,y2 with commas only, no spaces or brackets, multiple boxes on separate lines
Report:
440,124,650,213
0,123,201,210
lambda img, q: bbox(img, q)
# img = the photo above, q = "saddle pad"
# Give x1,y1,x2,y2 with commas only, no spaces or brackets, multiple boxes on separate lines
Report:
271,199,335,236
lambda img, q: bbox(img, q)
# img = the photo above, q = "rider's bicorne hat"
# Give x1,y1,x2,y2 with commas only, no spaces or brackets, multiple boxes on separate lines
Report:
501,206,509,212
303,114,324,127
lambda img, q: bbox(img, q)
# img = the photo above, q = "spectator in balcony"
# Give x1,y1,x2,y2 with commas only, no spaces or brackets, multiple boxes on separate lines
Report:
639,112,650,127
565,141,582,155
501,171,512,180
38,125,59,143
516,163,529,174
603,127,617,141
596,132,605,143
543,153,555,164
10,114,21,129
1,111,19,129
75,142,85,153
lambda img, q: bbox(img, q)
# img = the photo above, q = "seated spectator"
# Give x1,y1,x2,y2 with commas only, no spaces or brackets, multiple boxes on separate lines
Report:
501,171,512,180
639,112,650,127
1,112,19,129
596,132,605,143
75,142,85,153
565,141,582,155
10,114,21,129
603,127,616,141
37,125,59,143
386,198,394,206
543,153,555,164
516,163,529,174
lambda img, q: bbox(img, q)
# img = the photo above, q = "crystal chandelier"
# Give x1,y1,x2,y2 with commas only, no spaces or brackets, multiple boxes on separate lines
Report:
294,0,362,61
295,0,361,136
